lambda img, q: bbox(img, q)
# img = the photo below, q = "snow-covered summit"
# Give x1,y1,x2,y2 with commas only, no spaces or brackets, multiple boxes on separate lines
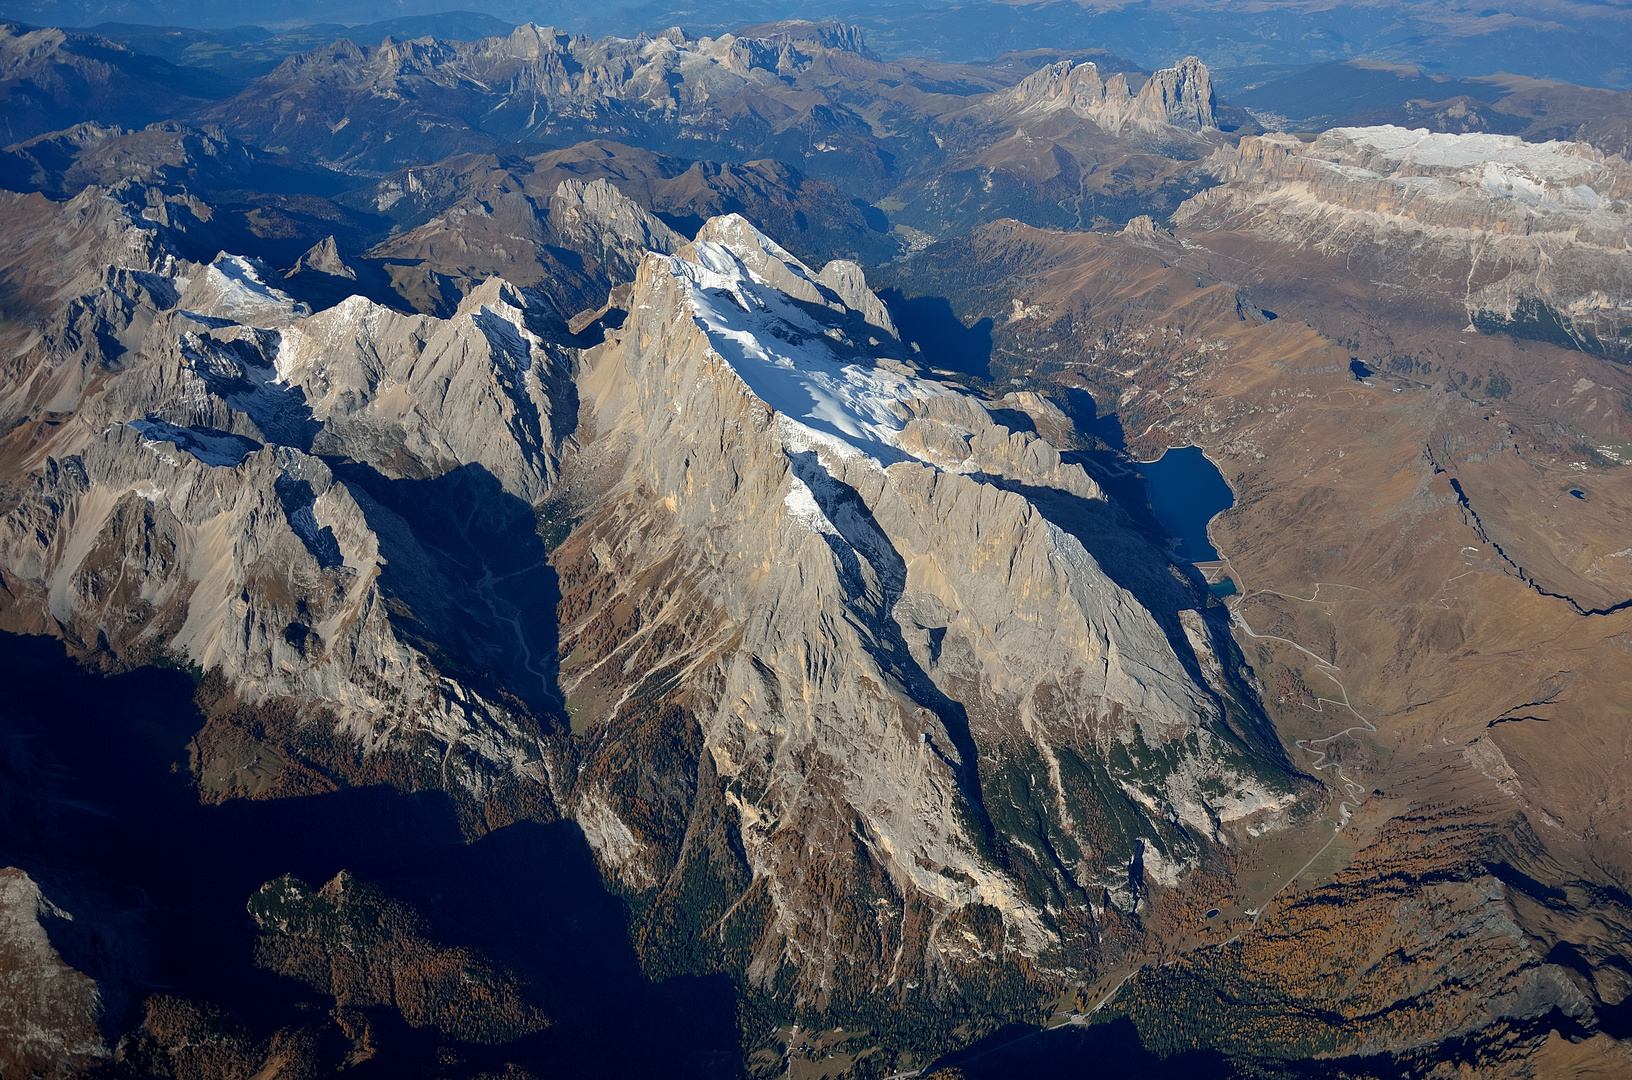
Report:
179,252,310,326
661,215,947,467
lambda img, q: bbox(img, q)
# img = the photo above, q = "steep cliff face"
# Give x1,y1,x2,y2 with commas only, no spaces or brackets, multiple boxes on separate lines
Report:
555,214,1298,1019
0,217,574,791
982,55,1218,136
0,870,107,1080
365,175,683,316
1180,125,1632,356
0,186,1302,1065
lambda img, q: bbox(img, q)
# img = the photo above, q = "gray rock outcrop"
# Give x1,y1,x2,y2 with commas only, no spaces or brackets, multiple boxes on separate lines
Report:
1179,125,1632,355
984,55,1219,136
560,215,1297,990
0,870,106,1080
0,188,1299,1020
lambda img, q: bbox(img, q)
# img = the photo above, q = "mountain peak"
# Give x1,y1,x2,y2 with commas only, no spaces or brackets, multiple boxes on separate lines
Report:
286,235,354,280
990,54,1219,135
1142,54,1215,130
686,214,898,342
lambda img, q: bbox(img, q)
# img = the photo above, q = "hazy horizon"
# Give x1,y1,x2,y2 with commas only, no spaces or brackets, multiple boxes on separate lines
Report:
4,0,1632,87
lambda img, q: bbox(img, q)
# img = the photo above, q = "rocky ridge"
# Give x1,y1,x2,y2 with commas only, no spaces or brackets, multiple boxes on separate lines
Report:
1181,125,1632,357
0,209,576,792
0,119,343,202
0,182,1302,1067
0,23,227,146
196,22,999,175
363,173,684,315
557,213,1298,1005
979,55,1218,137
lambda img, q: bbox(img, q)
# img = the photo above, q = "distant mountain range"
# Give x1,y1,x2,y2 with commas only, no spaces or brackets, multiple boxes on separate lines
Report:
4,0,1632,88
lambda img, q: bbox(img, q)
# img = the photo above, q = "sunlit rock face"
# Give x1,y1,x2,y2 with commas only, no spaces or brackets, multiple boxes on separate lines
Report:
0,203,576,792
0,173,1296,1044
558,213,1298,1001
980,55,1219,136
0,870,108,1080
1182,125,1632,356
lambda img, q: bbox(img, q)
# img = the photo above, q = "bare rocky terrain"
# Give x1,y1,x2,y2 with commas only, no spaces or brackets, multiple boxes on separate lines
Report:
0,11,1629,1080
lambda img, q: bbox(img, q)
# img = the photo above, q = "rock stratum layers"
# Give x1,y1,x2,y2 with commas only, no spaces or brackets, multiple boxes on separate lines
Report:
981,55,1219,136
562,214,1295,991
0,178,1300,1071
1182,125,1632,358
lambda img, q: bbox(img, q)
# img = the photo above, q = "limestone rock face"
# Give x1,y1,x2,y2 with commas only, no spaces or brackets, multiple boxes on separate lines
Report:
559,214,1297,995
0,186,1297,1035
985,55,1219,136
550,178,684,274
0,203,574,785
287,235,354,280
1180,125,1632,355
816,258,898,339
1141,56,1216,131
0,869,106,1080
363,173,682,316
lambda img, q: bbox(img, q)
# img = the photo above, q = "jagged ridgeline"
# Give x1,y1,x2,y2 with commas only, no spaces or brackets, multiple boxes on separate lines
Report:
0,164,1304,1069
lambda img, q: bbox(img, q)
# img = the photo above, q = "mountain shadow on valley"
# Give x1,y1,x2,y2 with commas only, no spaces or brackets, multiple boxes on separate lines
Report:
1054,386,1128,450
877,288,994,379
331,460,566,722
924,1015,1234,1078
0,630,741,1078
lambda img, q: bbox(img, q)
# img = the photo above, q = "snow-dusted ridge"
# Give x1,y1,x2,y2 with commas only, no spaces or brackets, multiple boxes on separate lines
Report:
662,216,947,469
125,418,262,467
181,252,310,326
1321,125,1625,216
1336,126,1603,180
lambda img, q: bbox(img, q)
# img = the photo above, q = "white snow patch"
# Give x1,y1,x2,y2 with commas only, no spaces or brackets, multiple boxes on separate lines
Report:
186,254,307,325
1338,127,1600,178
667,238,945,466
1332,126,1613,212
126,419,261,467
783,474,838,534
